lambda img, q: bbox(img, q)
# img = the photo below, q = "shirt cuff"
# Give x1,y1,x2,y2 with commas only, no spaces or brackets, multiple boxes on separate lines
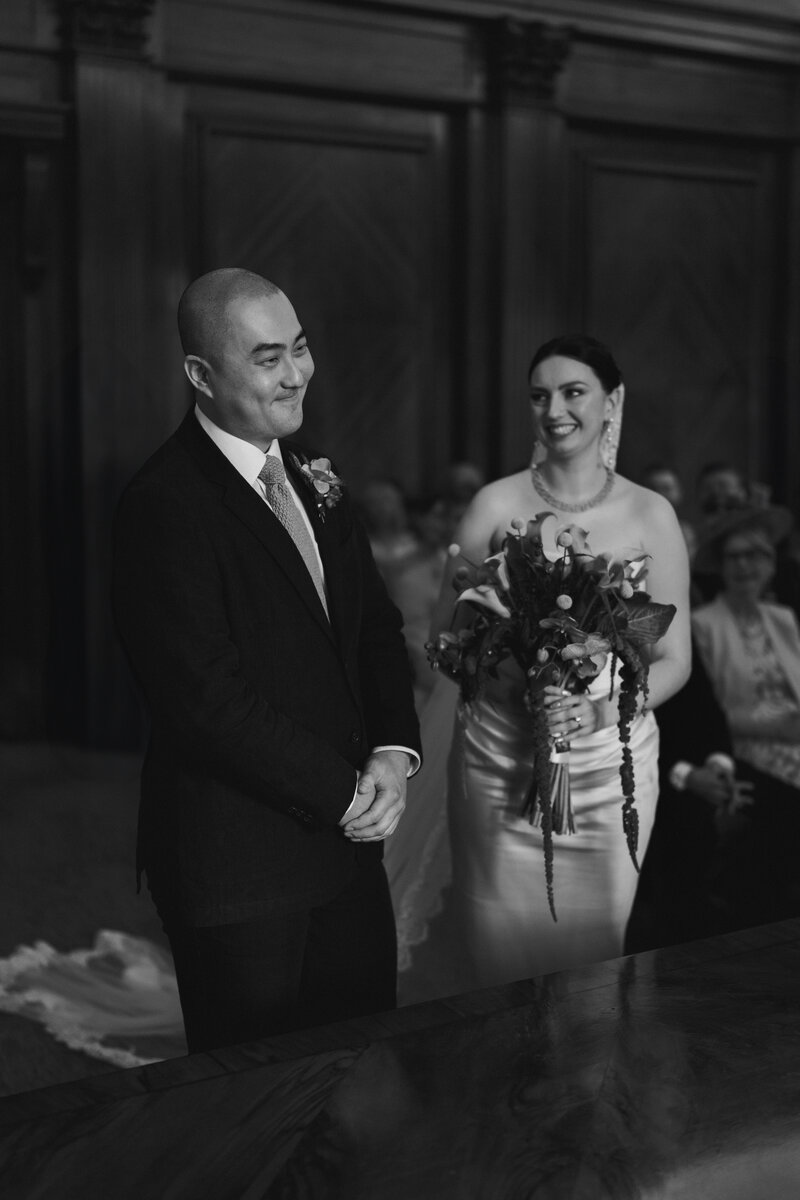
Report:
371,745,421,777
668,760,694,792
342,787,360,823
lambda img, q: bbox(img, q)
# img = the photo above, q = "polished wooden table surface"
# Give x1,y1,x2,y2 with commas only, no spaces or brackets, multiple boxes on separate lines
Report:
1,920,799,1199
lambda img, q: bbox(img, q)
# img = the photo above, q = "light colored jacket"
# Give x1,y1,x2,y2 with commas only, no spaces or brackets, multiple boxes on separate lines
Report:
691,595,800,733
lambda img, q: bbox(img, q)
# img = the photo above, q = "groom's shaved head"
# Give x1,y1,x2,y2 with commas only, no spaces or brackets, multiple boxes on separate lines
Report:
178,268,282,364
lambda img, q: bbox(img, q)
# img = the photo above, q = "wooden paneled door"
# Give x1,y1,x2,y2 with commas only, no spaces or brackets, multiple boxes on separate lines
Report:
566,125,782,509
188,89,458,499
0,131,70,739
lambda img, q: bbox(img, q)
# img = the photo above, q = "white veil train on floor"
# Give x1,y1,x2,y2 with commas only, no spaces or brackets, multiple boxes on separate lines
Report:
0,930,186,1068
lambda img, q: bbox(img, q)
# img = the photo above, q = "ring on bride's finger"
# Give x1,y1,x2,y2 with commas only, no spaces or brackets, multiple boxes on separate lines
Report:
574,715,582,726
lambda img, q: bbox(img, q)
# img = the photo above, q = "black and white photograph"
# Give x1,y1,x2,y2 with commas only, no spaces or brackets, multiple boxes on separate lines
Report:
2,1,800,1196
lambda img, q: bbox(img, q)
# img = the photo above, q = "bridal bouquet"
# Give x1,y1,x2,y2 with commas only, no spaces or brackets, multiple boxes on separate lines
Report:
427,512,676,918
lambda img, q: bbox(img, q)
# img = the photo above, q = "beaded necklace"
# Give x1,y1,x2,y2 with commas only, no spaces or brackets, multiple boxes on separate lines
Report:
530,465,615,514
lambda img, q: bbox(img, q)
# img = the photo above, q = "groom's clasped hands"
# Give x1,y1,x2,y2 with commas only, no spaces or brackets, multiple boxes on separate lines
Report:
340,749,411,843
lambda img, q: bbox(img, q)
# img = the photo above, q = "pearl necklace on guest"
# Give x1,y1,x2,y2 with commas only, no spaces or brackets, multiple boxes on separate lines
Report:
530,464,616,514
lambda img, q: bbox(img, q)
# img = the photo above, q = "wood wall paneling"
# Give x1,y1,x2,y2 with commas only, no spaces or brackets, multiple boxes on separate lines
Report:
0,139,44,735
489,20,573,472
457,106,493,472
191,91,457,498
0,102,70,739
164,0,480,103
349,0,800,65
497,102,572,472
568,129,778,503
0,50,63,110
0,0,35,43
76,56,187,745
562,42,799,140
777,143,800,511
2,0,800,747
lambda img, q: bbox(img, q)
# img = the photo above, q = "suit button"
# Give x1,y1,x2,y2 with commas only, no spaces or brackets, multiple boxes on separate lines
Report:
350,732,360,744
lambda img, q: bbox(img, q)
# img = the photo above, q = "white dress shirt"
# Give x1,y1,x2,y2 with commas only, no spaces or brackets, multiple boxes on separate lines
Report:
193,405,419,817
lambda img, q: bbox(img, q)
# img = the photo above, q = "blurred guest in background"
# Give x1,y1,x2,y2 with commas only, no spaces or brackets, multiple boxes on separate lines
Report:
695,461,750,517
692,461,774,603
359,478,420,576
423,461,486,547
641,462,696,559
359,478,447,710
445,461,485,515
641,462,683,509
691,504,800,928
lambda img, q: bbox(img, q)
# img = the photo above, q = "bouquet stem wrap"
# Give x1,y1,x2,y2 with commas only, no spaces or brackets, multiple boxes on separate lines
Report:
544,738,576,836
521,734,576,838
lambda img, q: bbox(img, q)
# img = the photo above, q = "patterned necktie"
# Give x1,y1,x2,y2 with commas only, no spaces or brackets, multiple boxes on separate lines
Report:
258,456,329,617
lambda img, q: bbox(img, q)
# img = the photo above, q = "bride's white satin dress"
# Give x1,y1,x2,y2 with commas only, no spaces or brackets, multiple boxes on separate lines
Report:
387,659,659,997
449,659,659,989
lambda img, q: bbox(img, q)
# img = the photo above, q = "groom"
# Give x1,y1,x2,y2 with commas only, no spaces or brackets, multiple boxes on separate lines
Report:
112,268,421,1052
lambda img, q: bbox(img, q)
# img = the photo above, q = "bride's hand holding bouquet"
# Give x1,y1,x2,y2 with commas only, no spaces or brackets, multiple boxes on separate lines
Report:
427,511,676,918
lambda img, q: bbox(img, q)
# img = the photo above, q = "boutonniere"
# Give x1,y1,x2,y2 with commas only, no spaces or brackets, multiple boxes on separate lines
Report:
291,454,345,520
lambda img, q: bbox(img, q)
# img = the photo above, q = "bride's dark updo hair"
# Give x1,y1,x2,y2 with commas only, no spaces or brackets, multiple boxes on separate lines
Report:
528,334,623,394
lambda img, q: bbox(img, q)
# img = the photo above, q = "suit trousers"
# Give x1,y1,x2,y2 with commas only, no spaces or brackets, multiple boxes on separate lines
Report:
148,857,398,1053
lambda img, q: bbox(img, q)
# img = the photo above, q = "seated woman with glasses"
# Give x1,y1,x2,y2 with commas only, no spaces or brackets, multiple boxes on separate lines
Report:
691,504,800,928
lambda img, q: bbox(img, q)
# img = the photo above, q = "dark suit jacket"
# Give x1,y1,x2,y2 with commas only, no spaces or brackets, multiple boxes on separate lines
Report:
112,411,420,926
655,637,732,779
627,638,735,950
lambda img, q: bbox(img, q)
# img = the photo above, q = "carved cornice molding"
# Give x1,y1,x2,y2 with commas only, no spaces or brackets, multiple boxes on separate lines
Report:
487,18,571,106
56,0,155,59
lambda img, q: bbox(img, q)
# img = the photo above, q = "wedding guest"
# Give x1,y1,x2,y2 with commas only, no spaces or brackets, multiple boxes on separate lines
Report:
691,503,800,927
358,478,449,711
641,463,696,559
692,462,769,603
695,461,749,518
422,461,486,548
359,478,420,577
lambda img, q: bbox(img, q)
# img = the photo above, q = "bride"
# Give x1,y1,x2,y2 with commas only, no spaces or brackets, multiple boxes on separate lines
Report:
387,334,691,997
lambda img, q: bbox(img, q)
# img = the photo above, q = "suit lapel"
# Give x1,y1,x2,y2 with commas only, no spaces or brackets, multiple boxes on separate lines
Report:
176,415,337,647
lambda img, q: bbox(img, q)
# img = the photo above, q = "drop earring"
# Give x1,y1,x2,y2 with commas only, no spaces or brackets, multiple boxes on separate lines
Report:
599,397,624,472
531,439,547,467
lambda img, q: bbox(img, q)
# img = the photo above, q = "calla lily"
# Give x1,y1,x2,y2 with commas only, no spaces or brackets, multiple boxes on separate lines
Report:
456,585,512,619
584,552,627,589
484,551,511,593
555,523,592,557
625,554,650,583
